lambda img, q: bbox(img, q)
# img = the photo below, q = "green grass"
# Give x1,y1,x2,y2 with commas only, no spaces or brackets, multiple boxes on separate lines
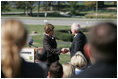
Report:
25,25,70,33
59,54,70,64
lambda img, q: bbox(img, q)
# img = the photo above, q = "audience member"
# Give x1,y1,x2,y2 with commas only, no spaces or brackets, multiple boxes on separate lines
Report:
62,63,75,78
1,19,46,78
47,61,63,78
74,22,117,78
35,48,48,76
71,51,87,75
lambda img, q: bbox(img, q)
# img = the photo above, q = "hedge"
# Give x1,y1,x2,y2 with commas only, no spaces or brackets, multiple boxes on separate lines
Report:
85,13,117,19
54,30,73,42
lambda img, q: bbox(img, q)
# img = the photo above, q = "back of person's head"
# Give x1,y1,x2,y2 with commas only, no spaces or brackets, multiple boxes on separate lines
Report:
48,61,63,78
62,63,75,78
35,51,47,62
89,22,117,62
44,24,54,34
71,51,87,69
1,19,27,77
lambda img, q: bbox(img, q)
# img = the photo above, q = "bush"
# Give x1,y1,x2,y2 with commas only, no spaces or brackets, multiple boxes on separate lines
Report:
32,12,71,17
54,30,73,42
80,27,91,32
47,12,67,17
85,13,117,19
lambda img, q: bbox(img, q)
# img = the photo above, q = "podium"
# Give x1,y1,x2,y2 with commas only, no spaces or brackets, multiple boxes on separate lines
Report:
20,48,35,62
20,48,43,62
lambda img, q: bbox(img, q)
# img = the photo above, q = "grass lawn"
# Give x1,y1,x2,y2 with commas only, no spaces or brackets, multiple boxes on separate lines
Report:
59,54,70,64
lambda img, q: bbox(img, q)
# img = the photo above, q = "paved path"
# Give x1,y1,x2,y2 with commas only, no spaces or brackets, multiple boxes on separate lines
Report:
1,17,117,27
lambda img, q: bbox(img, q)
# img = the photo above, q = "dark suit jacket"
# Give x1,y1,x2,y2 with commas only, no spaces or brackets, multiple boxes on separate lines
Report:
73,61,117,78
1,58,46,78
43,34,61,66
70,31,87,57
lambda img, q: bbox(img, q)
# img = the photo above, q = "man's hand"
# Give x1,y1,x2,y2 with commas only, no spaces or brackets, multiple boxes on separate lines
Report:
61,48,69,54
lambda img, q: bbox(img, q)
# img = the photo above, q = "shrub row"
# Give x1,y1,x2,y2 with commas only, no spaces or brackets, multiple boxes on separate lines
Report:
54,30,73,42
85,13,117,18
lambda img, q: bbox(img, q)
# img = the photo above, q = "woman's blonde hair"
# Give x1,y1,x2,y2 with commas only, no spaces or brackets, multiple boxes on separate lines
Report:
1,19,27,78
62,63,75,78
71,51,87,69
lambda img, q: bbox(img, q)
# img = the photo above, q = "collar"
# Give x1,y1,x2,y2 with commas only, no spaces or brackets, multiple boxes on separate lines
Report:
45,33,50,36
45,34,54,39
74,33,78,38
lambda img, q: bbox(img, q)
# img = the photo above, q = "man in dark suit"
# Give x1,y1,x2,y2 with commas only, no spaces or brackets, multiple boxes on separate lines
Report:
73,22,117,78
70,23,87,58
43,24,68,67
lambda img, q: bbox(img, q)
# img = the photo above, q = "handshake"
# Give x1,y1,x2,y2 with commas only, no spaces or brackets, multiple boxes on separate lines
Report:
60,48,69,54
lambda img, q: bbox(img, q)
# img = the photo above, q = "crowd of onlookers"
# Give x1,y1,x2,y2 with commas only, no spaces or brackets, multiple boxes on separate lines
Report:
34,50,88,78
1,19,117,78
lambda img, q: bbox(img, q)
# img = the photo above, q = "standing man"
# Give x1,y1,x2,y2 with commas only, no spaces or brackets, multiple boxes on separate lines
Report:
70,23,87,58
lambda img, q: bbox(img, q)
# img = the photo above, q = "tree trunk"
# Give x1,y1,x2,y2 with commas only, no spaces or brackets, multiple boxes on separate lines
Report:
57,1,61,11
29,8,32,16
24,9,25,14
37,1,40,17
113,1,117,5
26,8,28,16
25,2,28,16
98,1,104,8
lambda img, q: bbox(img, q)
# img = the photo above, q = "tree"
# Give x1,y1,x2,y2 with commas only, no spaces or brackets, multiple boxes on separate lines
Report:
68,1,78,16
15,1,26,14
98,1,104,8
113,1,117,5
15,1,35,16
37,1,40,17
1,1,10,13
84,1,96,6
84,1,96,10
27,1,35,16
57,1,61,11
25,2,29,16
56,1,67,11
42,1,48,11
42,1,53,11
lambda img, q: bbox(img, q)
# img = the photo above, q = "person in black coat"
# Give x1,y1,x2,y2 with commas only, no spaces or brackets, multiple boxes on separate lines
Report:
2,58,46,78
73,22,117,78
43,24,68,67
70,23,87,58
1,19,46,78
